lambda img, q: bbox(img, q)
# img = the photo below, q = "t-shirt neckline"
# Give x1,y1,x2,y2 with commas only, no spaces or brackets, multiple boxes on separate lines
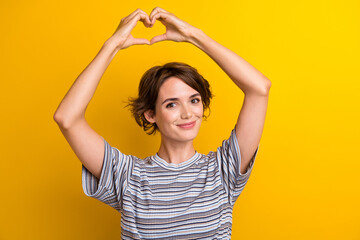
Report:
151,151,201,171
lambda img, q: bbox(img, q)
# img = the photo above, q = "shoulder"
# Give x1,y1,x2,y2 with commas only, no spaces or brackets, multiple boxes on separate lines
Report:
131,155,155,172
205,151,216,159
199,151,218,168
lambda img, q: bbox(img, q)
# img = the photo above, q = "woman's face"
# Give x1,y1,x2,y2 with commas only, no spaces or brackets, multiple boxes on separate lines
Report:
146,77,204,144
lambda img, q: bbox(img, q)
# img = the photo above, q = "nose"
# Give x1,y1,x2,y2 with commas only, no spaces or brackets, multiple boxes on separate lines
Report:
180,105,192,119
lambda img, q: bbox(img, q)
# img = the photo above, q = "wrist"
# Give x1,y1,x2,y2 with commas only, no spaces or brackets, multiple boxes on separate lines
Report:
187,28,207,49
100,37,122,60
104,35,125,51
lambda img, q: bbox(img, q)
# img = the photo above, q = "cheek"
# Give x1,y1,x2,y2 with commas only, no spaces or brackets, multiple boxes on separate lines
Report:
167,111,179,121
158,109,179,123
194,106,204,117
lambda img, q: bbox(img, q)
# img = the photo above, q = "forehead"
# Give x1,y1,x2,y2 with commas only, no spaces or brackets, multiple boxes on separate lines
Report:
157,77,199,100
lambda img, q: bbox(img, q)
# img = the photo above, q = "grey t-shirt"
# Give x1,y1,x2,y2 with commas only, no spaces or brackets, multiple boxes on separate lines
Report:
82,127,259,239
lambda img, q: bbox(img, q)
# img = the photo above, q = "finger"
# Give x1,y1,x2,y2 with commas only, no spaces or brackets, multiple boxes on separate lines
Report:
125,9,151,28
121,8,142,24
135,12,151,28
149,7,167,18
127,9,150,25
128,8,145,19
150,34,168,45
149,7,168,22
150,12,170,26
125,12,150,31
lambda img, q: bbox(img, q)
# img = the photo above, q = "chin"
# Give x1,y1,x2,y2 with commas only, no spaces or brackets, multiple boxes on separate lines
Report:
160,121,202,142
176,128,201,142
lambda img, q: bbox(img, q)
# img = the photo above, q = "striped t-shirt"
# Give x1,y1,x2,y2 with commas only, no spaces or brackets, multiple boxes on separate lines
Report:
82,127,259,239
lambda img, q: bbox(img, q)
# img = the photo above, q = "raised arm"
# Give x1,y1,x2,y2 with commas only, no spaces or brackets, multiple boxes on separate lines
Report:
149,7,271,174
53,9,151,179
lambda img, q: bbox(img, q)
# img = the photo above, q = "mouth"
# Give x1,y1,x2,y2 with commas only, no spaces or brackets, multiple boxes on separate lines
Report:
177,121,196,129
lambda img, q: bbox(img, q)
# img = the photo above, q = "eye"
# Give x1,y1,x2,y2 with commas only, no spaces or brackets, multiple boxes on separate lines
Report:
166,102,176,108
191,98,200,104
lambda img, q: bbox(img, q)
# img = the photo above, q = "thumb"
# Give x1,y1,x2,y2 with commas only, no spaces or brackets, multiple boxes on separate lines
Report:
150,34,168,44
132,38,151,45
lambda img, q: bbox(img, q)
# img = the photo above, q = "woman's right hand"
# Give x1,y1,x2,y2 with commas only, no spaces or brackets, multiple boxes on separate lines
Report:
109,9,152,50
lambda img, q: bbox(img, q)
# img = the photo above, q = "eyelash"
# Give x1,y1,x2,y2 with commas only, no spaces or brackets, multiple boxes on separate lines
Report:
166,98,201,108
191,98,200,104
166,103,176,108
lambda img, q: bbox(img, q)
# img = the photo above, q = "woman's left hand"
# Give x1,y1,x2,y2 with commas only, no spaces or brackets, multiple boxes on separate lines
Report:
149,7,199,44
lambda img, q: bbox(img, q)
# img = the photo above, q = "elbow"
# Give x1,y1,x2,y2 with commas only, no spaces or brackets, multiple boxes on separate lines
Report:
53,112,68,129
53,112,85,130
53,112,73,130
256,79,272,96
53,111,62,124
264,79,272,94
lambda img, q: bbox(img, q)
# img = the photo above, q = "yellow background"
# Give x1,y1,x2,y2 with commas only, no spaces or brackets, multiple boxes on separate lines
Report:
1,0,359,239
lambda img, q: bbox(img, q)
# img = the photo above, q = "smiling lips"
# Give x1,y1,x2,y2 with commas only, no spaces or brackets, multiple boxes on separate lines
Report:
177,121,196,129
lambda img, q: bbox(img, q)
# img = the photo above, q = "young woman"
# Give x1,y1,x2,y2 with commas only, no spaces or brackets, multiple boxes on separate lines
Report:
54,7,271,239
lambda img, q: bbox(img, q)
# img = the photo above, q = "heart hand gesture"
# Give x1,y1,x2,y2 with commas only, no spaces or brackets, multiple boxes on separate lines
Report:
110,8,152,50
109,7,198,50
149,7,197,44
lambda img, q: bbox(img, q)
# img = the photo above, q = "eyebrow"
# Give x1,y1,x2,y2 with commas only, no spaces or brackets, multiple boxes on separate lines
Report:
161,93,201,105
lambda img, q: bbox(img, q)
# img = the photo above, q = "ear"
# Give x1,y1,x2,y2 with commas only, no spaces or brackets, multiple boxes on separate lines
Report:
144,109,156,123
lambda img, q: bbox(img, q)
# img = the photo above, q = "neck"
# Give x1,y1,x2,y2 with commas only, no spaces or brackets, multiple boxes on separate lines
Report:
157,138,196,164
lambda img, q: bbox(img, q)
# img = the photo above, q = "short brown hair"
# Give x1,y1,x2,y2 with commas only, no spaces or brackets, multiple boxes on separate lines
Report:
127,62,212,135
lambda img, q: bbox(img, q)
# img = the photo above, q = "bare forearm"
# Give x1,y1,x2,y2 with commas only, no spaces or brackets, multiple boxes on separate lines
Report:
54,38,119,128
189,29,271,95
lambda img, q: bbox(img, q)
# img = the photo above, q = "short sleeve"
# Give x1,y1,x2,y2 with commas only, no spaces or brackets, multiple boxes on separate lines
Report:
216,127,259,206
81,138,133,212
